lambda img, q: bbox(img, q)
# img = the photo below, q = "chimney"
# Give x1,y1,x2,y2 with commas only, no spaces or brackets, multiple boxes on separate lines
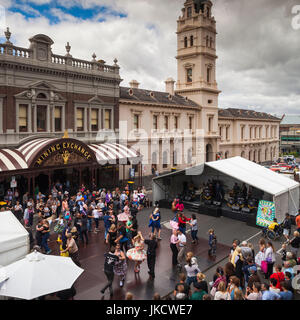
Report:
165,77,175,96
129,80,140,89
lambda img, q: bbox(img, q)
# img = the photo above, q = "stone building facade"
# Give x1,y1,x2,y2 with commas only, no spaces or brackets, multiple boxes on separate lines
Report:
0,31,121,148
118,0,280,180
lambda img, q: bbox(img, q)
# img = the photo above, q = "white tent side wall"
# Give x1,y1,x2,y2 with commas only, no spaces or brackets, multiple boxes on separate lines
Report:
152,179,165,204
288,186,300,216
0,211,29,267
273,193,289,223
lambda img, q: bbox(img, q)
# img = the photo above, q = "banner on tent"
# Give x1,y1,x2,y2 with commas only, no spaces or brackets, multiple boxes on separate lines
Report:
256,200,276,227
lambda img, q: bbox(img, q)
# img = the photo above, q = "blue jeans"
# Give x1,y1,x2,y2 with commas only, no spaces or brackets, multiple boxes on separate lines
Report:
179,225,186,235
41,233,50,253
191,230,198,241
186,276,197,287
87,218,92,232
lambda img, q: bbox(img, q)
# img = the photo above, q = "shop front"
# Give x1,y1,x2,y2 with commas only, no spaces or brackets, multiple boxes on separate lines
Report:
0,136,141,197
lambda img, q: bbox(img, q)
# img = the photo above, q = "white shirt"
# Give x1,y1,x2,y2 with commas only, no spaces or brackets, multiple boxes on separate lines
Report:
265,247,275,263
184,264,200,277
214,291,231,300
93,209,100,219
178,233,186,247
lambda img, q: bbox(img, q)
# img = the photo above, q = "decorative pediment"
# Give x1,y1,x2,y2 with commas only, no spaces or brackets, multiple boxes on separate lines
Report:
183,62,195,69
27,80,59,91
88,95,104,104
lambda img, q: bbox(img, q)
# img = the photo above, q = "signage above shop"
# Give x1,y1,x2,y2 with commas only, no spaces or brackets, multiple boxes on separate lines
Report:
34,139,95,167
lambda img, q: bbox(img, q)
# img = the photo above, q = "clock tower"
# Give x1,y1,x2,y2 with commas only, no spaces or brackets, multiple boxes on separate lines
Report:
175,0,221,161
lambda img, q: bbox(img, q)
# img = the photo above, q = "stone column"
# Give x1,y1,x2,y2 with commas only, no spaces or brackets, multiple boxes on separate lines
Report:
46,105,51,132
62,105,65,132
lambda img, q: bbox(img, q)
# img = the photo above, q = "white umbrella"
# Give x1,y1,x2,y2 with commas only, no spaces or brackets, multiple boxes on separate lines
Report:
0,251,84,300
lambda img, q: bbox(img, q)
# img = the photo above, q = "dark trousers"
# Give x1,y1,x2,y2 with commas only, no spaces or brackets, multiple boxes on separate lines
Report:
41,233,50,252
120,240,128,252
101,271,115,295
170,243,178,266
147,254,156,277
191,230,198,241
266,262,274,278
80,230,89,245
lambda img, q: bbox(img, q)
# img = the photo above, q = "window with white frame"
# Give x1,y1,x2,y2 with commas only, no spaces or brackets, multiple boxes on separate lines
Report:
19,104,28,132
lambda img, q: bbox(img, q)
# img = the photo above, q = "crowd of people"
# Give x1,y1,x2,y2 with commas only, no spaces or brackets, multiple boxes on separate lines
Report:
1,185,300,301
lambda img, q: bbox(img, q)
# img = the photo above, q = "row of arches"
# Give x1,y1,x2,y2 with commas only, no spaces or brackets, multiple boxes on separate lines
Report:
151,148,194,168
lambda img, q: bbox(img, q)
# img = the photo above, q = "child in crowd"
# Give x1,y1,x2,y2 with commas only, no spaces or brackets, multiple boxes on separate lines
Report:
208,228,217,257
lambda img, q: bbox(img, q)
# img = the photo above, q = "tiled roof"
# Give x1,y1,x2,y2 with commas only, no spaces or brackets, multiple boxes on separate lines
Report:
120,87,199,108
218,108,280,121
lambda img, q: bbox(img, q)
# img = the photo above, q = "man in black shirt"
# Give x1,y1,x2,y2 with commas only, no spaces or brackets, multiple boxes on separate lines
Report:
144,233,158,279
100,247,119,297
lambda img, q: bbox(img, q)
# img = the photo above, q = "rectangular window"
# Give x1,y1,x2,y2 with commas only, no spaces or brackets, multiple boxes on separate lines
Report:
219,126,222,139
207,68,211,83
153,115,158,130
208,117,213,132
54,107,62,132
241,126,244,140
91,109,99,131
187,68,193,83
164,116,169,130
133,114,139,130
249,126,252,139
19,104,28,132
187,6,192,18
226,127,229,140
37,105,47,132
174,116,179,130
104,109,112,130
76,108,84,131
189,116,193,130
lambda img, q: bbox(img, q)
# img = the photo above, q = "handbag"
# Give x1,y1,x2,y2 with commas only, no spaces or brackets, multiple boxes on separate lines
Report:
261,260,268,274
210,286,217,297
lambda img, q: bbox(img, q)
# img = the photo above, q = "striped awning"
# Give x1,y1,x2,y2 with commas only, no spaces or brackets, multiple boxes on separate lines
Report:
17,138,58,166
0,138,141,173
0,149,28,172
88,142,141,165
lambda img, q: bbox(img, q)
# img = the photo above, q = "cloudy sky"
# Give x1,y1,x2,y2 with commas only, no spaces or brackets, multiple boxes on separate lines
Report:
0,0,299,116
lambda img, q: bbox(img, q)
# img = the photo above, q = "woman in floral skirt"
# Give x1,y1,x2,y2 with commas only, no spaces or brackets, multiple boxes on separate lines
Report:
114,243,127,287
126,231,147,273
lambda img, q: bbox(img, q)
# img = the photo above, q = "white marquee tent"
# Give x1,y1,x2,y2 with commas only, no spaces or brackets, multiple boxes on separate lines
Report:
153,157,300,222
0,211,29,267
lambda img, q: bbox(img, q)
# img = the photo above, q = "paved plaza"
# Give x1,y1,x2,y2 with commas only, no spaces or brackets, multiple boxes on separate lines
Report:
43,206,298,300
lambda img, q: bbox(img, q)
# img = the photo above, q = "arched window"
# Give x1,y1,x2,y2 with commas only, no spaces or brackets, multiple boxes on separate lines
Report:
190,35,194,47
152,152,157,165
265,149,268,161
206,35,209,47
210,37,213,48
184,37,188,48
37,93,47,99
241,151,245,158
225,151,229,159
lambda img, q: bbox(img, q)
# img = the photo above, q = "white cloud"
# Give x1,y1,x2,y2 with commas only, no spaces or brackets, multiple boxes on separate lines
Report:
2,0,300,115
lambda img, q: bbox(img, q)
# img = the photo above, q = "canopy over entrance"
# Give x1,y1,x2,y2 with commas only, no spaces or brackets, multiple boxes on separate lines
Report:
153,157,300,222
0,138,141,174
